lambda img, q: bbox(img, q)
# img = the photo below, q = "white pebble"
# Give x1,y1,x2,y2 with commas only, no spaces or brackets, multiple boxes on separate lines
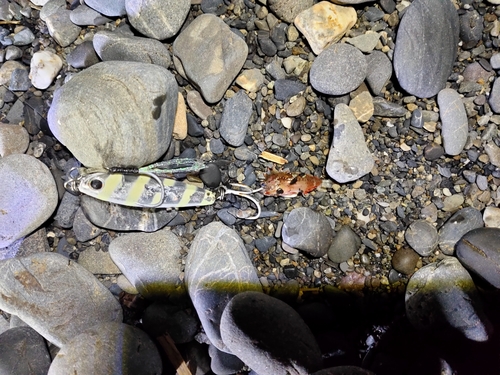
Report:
29,50,63,89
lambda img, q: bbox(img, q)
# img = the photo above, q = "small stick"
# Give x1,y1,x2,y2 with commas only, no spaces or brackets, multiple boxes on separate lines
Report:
259,151,287,165
156,332,194,375
0,20,21,25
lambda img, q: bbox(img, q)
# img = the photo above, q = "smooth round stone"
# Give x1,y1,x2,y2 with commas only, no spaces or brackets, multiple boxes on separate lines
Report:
185,222,262,353
69,4,112,25
489,77,500,114
282,207,333,257
47,322,162,375
0,252,122,347
392,248,419,275
208,344,245,375
29,50,62,89
438,207,484,255
48,61,178,168
0,154,58,248
109,227,184,298
84,0,126,17
65,40,100,69
459,10,483,49
219,90,253,147
405,257,491,342
456,227,500,288
437,88,468,155
405,220,438,256
220,291,323,374
310,43,367,96
93,30,171,68
173,14,248,103
483,206,500,228
393,0,459,98
0,326,51,375
328,225,361,263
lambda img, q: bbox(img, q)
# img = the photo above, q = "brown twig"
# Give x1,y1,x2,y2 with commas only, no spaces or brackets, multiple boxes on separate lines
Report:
156,332,194,375
0,20,21,25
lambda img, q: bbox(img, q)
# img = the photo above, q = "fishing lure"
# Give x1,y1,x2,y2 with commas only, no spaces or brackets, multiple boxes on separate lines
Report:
64,158,262,219
261,170,322,198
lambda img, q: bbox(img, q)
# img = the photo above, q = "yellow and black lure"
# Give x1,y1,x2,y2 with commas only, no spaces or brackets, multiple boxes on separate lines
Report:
65,158,261,219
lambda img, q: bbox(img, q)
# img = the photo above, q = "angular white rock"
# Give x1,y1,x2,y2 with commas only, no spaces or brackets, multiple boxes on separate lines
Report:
29,50,63,89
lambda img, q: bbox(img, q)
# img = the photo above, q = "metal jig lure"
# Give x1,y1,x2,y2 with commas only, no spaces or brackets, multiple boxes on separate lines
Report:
64,158,262,220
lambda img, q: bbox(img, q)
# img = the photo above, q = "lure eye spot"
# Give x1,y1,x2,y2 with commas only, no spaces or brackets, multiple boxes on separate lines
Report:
276,188,284,195
90,179,103,190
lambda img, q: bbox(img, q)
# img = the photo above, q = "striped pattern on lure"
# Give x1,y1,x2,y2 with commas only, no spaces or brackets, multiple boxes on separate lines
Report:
77,171,217,208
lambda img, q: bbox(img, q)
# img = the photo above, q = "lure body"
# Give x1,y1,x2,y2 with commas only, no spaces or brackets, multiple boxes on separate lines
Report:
77,172,216,208
261,171,321,197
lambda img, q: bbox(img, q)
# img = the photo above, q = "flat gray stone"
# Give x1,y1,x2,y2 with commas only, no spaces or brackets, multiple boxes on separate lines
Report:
326,104,374,183
393,0,459,98
365,51,392,95
173,14,248,103
438,207,484,255
438,88,468,155
0,326,51,375
66,40,100,69
268,0,314,23
185,222,262,353
0,252,122,347
109,228,184,298
282,207,333,257
47,322,162,375
44,9,82,47
219,90,253,147
77,247,121,275
72,207,103,242
220,291,323,374
84,0,126,17
70,4,111,25
0,154,58,248
310,43,367,96
125,0,190,40
405,257,491,342
93,30,171,68
80,195,178,232
405,220,438,256
328,225,361,263
53,191,80,229
48,61,178,169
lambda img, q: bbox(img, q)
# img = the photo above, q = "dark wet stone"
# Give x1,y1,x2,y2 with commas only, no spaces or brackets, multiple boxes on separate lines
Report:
392,248,419,275
405,220,438,256
410,108,423,128
365,51,392,95
327,225,361,263
187,113,205,137
456,227,500,288
219,90,253,147
274,79,307,101
255,236,277,252
423,143,444,160
66,40,100,68
201,0,227,15
220,291,323,374
393,0,459,98
405,257,491,342
199,163,222,188
257,30,277,56
372,97,407,117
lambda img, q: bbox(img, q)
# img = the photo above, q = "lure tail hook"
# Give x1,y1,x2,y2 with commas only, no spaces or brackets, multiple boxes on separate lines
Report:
220,184,263,220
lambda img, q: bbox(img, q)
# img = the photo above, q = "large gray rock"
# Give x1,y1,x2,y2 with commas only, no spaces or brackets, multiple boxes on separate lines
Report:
173,14,248,103
393,0,459,98
326,104,374,183
48,61,178,169
438,207,483,255
220,291,323,375
310,43,367,96
125,0,190,40
109,228,184,298
405,257,491,342
185,222,261,353
0,252,122,347
437,88,468,155
456,227,500,288
0,154,58,248
219,90,253,147
0,326,51,375
93,30,171,68
47,322,162,375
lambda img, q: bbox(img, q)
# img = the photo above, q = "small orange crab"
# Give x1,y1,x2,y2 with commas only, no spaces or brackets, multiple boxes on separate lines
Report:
261,170,322,197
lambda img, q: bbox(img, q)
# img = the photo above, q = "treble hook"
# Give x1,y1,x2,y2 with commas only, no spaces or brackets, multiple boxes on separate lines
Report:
220,184,263,220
